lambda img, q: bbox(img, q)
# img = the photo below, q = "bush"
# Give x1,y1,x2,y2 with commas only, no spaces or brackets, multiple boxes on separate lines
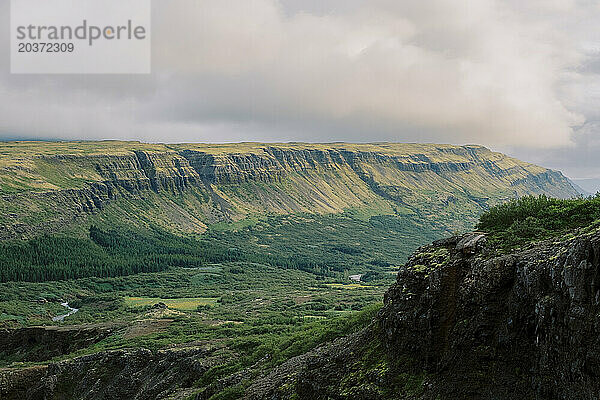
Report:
477,194,600,248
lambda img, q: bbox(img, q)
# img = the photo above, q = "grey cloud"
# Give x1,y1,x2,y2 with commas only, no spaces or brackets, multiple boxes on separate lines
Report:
1,0,600,179
577,53,600,75
507,121,600,179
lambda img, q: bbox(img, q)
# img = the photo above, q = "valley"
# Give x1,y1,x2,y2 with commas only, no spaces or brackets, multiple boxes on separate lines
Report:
0,141,582,399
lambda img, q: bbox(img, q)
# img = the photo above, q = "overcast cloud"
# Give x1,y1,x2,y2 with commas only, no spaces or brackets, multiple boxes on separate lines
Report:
1,0,600,182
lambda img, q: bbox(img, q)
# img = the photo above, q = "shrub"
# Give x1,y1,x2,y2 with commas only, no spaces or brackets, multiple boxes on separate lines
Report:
477,194,600,248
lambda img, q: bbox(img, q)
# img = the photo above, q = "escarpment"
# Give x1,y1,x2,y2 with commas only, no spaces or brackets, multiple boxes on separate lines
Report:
0,142,580,239
243,230,600,399
376,230,600,398
0,346,230,400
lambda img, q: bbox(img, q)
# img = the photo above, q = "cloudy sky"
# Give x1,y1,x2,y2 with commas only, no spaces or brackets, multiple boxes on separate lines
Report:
2,0,600,185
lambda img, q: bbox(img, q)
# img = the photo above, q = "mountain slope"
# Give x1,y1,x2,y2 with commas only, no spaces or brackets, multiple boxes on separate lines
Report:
0,141,579,240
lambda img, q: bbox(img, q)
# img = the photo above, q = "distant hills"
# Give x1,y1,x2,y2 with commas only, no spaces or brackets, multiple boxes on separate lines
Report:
0,141,580,240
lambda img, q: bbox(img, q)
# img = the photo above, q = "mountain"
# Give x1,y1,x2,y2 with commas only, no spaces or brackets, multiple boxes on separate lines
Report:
0,141,585,399
0,141,579,240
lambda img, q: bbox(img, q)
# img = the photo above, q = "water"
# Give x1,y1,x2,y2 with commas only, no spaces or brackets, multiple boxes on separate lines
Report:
52,302,79,322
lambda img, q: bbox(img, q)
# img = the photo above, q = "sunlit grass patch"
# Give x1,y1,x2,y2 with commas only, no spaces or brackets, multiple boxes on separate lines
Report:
325,283,369,290
210,216,260,232
303,315,327,319
124,296,219,310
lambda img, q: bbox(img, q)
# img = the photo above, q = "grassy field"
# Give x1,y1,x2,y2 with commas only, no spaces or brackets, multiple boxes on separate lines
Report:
0,262,389,374
324,283,370,289
124,296,219,310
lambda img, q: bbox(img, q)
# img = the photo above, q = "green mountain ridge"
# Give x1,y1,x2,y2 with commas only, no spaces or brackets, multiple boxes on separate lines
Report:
0,141,579,240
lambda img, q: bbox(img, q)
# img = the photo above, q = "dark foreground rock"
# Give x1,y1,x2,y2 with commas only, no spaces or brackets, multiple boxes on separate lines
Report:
247,231,600,399
379,231,600,399
0,345,230,400
0,324,114,362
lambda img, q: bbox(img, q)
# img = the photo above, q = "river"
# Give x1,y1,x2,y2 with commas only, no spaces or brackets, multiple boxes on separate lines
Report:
52,302,79,322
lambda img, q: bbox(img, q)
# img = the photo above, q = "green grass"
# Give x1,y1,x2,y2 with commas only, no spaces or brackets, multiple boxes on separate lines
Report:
1,208,447,284
0,258,388,343
210,216,260,232
124,296,219,310
478,194,600,249
325,283,369,289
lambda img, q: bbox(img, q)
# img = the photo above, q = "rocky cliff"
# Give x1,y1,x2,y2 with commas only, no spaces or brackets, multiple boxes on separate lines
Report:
0,345,230,400
0,142,580,239
245,228,600,399
378,231,600,399
0,325,114,362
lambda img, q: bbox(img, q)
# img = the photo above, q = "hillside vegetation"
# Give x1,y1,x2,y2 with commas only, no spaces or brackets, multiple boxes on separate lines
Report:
478,194,600,249
0,210,437,283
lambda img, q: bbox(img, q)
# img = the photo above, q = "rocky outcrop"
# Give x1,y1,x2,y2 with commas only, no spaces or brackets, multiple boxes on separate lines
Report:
0,325,114,362
0,345,229,400
180,150,287,184
0,366,47,400
244,229,600,399
243,328,388,400
377,229,600,399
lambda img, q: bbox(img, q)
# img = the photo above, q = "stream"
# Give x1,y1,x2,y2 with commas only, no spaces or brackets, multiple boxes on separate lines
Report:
52,302,79,322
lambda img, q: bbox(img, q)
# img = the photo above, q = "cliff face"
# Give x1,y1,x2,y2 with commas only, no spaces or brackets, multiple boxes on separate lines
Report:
379,230,600,399
0,325,114,362
242,229,600,399
0,142,579,239
0,346,229,400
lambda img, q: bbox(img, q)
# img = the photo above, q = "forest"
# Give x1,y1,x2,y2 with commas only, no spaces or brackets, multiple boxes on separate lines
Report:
0,212,425,283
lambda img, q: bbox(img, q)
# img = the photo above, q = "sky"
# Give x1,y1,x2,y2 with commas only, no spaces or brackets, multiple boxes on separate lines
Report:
1,0,600,185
